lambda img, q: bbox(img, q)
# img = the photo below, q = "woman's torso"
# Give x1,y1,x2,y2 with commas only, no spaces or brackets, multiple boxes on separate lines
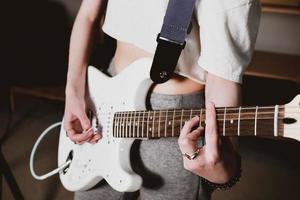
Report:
113,41,205,95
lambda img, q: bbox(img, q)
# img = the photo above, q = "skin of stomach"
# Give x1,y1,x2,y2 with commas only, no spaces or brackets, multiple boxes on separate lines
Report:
113,40,205,95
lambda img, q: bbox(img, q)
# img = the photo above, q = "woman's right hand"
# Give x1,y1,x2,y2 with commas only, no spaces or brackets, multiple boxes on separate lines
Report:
63,93,102,144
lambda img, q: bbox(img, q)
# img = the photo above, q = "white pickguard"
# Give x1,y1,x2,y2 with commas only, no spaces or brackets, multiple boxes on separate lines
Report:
58,58,153,192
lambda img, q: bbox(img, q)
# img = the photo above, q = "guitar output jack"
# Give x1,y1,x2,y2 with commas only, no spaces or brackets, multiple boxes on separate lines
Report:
62,150,73,175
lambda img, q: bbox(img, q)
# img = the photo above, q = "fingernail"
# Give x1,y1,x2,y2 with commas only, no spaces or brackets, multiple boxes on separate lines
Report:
95,135,101,140
84,127,93,133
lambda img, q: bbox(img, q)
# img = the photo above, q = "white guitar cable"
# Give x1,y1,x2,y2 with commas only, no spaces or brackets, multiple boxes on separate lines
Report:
30,122,72,180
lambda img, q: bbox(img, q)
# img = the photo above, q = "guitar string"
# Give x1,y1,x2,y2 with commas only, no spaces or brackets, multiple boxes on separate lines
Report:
112,117,300,121
91,105,299,111
109,113,300,120
94,108,299,117
112,111,298,118
90,105,300,114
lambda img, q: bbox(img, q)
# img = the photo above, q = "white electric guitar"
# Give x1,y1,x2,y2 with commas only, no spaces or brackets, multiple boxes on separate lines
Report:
58,58,300,192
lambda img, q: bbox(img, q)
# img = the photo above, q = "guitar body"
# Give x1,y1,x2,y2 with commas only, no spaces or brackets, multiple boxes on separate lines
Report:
56,57,300,192
58,58,153,192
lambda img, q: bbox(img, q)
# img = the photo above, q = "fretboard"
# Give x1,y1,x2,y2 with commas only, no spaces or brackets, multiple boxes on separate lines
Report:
112,106,285,139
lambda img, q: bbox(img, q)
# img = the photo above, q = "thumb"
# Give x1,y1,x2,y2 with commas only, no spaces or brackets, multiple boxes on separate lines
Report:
77,110,92,131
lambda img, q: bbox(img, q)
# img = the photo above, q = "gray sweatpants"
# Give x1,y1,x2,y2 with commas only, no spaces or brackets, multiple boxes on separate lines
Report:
74,91,211,200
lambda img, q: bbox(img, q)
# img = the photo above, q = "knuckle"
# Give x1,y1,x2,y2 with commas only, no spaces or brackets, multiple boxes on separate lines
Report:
78,134,90,141
206,155,221,167
68,136,76,142
183,161,193,171
183,161,198,172
178,138,190,146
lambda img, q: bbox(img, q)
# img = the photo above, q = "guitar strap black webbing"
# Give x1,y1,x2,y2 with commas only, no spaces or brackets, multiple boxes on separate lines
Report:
150,0,196,83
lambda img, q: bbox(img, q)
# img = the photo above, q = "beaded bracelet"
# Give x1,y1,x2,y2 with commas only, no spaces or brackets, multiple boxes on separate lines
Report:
203,154,242,190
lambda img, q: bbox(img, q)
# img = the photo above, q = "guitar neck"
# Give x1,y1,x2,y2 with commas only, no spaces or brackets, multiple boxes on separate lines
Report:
112,105,285,139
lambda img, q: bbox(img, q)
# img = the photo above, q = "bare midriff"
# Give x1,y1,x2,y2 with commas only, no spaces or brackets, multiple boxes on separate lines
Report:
113,40,205,95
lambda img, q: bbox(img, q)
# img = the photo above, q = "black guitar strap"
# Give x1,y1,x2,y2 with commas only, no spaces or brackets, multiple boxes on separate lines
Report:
150,0,196,83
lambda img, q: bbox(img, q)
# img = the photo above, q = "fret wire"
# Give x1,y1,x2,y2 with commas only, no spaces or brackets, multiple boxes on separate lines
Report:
114,113,117,137
117,112,120,138
137,111,140,138
123,111,127,138
199,109,203,127
172,109,175,137
119,112,122,138
274,105,279,137
255,106,258,136
180,109,184,130
132,111,136,138
142,110,145,138
146,111,149,138
113,113,116,137
116,112,119,138
165,110,168,138
126,111,129,138
238,107,241,136
152,110,156,138
190,109,193,120
129,111,132,138
223,107,226,136
121,112,125,138
158,110,161,138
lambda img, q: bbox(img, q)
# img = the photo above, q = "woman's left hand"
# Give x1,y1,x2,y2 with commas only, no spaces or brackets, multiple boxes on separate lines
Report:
178,102,238,183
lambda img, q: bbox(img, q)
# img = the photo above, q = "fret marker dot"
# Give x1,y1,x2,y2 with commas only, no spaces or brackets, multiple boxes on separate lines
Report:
150,116,153,120
149,128,152,132
168,121,171,126
230,119,234,124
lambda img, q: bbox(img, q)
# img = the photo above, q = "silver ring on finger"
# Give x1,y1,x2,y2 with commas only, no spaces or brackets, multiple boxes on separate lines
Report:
183,147,201,160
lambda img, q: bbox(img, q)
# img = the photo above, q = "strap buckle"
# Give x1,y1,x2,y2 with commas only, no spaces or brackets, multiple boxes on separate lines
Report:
150,34,186,83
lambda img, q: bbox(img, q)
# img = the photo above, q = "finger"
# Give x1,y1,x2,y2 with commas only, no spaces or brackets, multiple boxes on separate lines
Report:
78,111,92,132
63,115,76,131
178,127,203,155
68,128,93,143
88,133,102,144
205,102,219,155
186,126,204,141
180,116,200,139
